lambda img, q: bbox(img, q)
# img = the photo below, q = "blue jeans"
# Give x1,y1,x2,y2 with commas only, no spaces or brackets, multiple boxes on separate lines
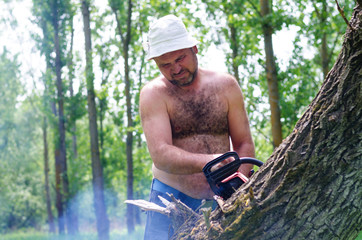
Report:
144,179,215,240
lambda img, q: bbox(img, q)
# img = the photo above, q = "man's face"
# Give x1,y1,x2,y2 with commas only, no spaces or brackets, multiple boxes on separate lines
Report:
154,47,198,87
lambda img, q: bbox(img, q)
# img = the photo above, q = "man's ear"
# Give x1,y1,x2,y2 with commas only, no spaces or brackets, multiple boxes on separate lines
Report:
192,46,198,54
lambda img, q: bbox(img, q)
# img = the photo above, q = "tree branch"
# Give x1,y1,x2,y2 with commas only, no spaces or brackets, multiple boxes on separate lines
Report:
335,0,355,31
246,0,261,17
111,6,125,46
312,0,321,19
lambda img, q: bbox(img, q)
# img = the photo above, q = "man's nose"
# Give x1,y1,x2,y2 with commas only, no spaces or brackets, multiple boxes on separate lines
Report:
172,63,182,74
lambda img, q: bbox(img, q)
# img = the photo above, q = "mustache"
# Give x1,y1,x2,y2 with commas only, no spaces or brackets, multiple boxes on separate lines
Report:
172,69,186,78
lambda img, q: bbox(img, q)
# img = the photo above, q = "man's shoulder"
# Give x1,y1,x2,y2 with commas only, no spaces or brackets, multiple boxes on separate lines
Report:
140,76,169,106
141,76,167,93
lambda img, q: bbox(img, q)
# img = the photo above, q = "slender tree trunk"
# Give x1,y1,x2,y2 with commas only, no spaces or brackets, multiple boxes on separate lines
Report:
229,24,240,84
38,8,64,235
51,0,71,234
124,0,134,233
42,117,56,233
321,32,329,78
260,0,283,148
68,16,78,160
51,95,64,234
67,14,79,235
110,0,135,232
81,1,110,239
54,146,64,234
321,0,329,79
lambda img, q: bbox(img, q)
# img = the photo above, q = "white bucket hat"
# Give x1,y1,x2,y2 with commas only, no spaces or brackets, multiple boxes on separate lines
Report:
143,15,199,60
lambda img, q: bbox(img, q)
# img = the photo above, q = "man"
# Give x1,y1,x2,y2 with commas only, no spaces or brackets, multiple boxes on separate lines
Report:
140,15,255,239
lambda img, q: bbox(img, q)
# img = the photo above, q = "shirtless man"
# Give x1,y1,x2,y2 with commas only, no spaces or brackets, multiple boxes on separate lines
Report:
140,15,255,239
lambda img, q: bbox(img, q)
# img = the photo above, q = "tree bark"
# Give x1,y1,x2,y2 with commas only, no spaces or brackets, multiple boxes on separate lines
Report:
68,13,78,161
42,117,56,233
51,0,71,234
229,24,240,84
67,11,79,236
110,0,135,233
169,4,362,239
320,0,330,79
124,0,135,233
81,1,110,240
260,0,283,148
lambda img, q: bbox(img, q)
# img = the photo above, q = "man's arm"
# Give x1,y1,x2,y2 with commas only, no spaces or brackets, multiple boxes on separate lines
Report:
139,82,218,175
225,76,256,176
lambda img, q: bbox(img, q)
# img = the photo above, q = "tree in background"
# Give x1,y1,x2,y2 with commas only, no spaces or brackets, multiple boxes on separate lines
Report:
0,48,45,233
50,0,73,234
34,3,57,233
259,0,283,148
296,0,355,80
65,4,80,234
202,0,260,85
81,0,110,239
42,116,55,233
109,0,136,233
32,0,74,234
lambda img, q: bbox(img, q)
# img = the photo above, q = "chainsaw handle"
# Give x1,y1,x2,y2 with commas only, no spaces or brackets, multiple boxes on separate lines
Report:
203,151,239,174
203,151,264,197
203,152,264,175
238,157,264,167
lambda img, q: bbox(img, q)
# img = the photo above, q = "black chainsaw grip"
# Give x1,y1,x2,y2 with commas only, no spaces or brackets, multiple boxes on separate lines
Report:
203,151,239,174
203,151,263,199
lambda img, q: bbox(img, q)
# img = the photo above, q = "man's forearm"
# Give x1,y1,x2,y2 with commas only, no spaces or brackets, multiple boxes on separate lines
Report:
150,143,219,175
235,142,256,176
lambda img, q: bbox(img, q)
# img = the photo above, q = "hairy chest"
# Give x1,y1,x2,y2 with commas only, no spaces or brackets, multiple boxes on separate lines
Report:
168,90,229,139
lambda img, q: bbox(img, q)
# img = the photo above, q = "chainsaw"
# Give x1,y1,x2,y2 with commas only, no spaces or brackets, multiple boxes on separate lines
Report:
203,151,263,200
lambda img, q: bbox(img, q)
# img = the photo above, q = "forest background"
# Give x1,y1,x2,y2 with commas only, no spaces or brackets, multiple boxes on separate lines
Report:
0,0,357,239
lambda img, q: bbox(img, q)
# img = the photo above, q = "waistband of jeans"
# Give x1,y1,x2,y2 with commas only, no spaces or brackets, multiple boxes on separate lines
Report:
151,178,217,210
151,178,181,196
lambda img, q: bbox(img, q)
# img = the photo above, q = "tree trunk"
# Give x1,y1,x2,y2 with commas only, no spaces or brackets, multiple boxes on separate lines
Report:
68,15,78,161
260,0,283,148
54,145,64,234
170,5,362,239
124,0,135,233
110,0,135,233
229,24,240,84
81,1,110,240
320,0,330,79
67,15,80,235
51,0,71,234
42,117,56,233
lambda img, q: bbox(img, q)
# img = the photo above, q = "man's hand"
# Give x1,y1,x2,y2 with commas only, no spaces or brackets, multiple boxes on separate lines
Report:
210,155,234,172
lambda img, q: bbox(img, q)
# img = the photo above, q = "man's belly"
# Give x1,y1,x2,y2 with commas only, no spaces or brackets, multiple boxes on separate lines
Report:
153,165,214,199
153,134,230,199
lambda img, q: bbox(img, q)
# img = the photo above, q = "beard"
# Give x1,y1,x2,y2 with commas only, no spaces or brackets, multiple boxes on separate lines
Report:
169,68,198,87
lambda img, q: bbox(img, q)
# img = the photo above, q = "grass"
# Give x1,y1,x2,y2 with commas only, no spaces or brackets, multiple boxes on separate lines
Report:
0,227,144,240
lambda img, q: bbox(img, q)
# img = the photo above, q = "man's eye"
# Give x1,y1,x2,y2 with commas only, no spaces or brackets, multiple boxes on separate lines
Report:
177,56,185,62
162,64,171,68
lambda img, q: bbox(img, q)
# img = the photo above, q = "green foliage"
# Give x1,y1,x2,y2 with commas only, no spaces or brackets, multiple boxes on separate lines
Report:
278,37,321,134
293,0,355,75
0,50,45,232
0,49,22,155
